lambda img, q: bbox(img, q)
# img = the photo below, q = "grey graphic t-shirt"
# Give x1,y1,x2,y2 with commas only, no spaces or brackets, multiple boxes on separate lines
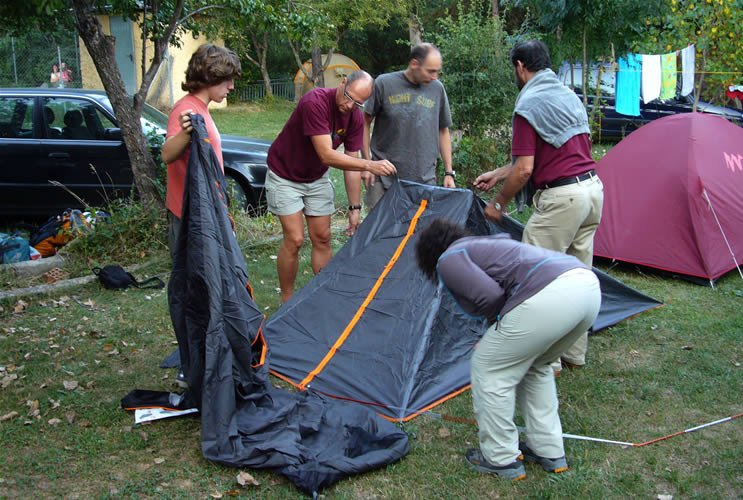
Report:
365,71,452,188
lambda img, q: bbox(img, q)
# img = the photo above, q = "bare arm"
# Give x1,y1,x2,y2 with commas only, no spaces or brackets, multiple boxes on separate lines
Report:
344,150,363,236
161,110,193,165
310,134,396,177
473,164,515,191
439,127,455,188
361,113,377,188
362,113,374,161
484,155,534,223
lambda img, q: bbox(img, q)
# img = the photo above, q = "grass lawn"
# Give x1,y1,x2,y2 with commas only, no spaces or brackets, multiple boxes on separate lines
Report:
213,99,296,141
0,102,741,498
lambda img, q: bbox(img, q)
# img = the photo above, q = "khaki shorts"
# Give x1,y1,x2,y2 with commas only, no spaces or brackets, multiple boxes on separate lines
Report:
265,169,335,216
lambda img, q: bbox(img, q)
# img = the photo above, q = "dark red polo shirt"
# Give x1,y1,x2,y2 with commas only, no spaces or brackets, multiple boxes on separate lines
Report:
267,87,364,183
511,114,595,188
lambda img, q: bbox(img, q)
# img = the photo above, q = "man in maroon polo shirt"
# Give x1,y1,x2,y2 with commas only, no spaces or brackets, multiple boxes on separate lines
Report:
474,40,604,374
266,70,396,302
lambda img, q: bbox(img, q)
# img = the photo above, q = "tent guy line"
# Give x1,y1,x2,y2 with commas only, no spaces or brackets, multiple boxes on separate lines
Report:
702,189,743,280
425,411,743,448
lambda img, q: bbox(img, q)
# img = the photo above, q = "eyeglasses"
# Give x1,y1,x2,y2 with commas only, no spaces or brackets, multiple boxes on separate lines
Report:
343,84,365,109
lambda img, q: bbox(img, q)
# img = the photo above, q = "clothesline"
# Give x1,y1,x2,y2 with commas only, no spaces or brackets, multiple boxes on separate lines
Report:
597,70,742,75
614,48,696,113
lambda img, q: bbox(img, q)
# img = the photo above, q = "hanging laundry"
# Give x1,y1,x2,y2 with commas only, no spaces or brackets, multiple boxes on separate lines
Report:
660,52,677,100
681,45,695,97
726,85,743,101
641,54,661,104
616,54,641,116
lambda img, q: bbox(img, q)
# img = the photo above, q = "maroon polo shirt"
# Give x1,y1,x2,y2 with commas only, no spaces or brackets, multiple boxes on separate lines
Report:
511,114,595,189
267,87,364,183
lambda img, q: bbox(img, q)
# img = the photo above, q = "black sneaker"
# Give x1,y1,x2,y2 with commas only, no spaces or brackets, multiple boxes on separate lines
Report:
465,448,526,480
519,442,569,473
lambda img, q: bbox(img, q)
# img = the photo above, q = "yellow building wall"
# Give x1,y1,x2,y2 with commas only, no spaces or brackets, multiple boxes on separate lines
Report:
79,15,227,112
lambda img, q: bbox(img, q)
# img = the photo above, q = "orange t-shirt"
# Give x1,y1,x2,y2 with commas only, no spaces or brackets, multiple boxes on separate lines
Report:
165,94,223,218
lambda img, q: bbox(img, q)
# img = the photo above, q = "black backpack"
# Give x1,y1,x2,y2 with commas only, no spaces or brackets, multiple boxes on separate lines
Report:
92,265,164,290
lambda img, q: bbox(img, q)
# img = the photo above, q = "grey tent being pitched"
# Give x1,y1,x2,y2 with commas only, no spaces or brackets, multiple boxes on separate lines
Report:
265,180,661,422
122,114,409,496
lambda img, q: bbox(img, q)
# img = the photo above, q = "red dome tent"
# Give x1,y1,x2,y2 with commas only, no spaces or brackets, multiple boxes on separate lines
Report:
594,113,743,284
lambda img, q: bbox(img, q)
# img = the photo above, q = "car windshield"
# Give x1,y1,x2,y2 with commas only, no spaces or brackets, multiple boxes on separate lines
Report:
100,96,167,136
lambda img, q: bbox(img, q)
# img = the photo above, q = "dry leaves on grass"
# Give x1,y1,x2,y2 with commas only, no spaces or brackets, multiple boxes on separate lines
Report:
0,411,19,422
26,400,40,418
438,427,451,438
63,380,78,391
236,471,260,487
48,418,62,426
1,373,18,388
13,300,28,314
154,457,165,465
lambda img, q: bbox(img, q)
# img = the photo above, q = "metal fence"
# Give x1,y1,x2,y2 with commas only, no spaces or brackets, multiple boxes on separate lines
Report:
233,78,296,102
1,32,81,89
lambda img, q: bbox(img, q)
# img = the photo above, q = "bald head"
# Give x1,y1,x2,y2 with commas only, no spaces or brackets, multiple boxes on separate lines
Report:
337,70,373,113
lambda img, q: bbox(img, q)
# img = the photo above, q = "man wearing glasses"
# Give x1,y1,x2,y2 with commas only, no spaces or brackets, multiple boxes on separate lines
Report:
362,42,455,210
266,70,396,303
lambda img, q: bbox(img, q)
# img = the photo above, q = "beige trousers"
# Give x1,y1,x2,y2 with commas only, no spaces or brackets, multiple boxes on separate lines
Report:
470,268,601,465
522,175,604,367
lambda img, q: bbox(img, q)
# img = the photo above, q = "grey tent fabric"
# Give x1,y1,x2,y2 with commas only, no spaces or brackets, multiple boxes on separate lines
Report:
123,115,409,495
265,180,661,422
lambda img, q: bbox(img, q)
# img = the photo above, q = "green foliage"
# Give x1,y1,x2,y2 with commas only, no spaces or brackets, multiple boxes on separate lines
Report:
506,0,664,63
63,201,167,270
634,0,742,102
0,26,78,88
449,134,511,190
431,2,517,183
433,4,517,137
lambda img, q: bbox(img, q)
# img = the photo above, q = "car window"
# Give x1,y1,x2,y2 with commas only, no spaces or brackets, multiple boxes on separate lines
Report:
0,97,34,139
43,97,114,140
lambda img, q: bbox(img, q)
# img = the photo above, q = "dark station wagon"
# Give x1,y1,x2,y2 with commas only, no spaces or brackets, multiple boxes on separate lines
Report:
0,88,269,218
557,62,743,141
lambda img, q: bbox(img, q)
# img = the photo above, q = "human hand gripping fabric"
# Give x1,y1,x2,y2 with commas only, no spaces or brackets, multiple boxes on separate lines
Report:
484,202,503,223
179,110,194,134
346,208,361,237
367,159,396,177
473,166,509,191
361,170,376,188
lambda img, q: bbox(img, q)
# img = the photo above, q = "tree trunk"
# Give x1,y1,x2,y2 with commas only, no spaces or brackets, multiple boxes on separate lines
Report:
408,16,422,46
692,48,706,113
582,26,588,108
251,32,273,98
311,46,324,88
72,0,160,208
492,0,499,17
592,63,604,142
288,39,314,85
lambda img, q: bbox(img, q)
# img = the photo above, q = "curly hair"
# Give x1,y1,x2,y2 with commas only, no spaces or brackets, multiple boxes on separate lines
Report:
415,218,471,281
182,44,242,93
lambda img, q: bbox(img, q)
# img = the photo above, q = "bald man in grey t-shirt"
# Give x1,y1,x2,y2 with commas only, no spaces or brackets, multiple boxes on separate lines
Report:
362,43,455,209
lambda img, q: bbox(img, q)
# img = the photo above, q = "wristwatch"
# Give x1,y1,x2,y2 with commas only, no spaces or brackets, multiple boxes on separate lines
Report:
493,202,502,211
444,171,456,179
348,204,362,211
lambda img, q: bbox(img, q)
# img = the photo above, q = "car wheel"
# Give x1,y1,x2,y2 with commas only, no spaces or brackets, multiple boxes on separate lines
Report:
225,172,263,216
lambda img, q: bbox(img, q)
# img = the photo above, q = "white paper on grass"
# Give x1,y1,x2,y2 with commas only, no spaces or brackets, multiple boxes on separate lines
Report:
134,407,198,424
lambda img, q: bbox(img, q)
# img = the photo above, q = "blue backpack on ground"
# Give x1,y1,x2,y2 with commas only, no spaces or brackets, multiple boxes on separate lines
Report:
0,233,31,264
